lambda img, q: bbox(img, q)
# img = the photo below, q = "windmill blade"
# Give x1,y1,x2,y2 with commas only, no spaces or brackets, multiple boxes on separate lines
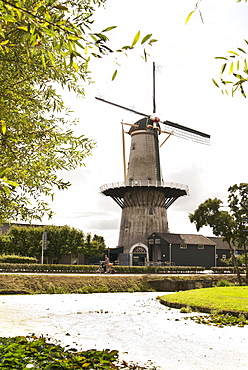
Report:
163,120,210,145
95,96,210,145
95,97,149,118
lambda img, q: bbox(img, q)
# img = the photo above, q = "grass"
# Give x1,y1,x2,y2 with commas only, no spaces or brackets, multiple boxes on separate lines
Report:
0,274,159,294
160,286,248,314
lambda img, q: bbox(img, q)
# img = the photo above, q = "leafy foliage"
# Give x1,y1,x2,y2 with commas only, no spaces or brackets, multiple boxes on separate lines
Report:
189,313,248,327
189,183,248,283
186,0,248,96
82,233,106,258
0,0,156,223
0,254,37,263
0,335,122,369
0,224,105,259
220,254,246,267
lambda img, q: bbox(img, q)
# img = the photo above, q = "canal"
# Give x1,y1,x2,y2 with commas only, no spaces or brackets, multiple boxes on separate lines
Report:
0,292,247,369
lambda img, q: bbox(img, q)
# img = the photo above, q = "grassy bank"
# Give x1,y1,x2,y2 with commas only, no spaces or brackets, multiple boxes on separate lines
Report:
160,286,248,316
0,274,243,295
0,274,162,294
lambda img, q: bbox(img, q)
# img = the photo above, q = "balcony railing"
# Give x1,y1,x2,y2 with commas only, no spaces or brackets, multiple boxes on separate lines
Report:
100,180,189,193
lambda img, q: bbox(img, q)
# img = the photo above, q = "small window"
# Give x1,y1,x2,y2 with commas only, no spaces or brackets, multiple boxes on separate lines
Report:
124,221,129,228
198,245,204,250
131,143,136,150
148,239,154,244
155,239,161,244
180,244,187,249
222,254,226,259
149,207,153,215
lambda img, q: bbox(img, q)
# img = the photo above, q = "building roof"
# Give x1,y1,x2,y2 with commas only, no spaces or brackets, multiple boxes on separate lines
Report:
207,236,241,250
152,233,216,246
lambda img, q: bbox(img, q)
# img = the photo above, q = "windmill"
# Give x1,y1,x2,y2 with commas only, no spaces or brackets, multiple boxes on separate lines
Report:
96,62,210,266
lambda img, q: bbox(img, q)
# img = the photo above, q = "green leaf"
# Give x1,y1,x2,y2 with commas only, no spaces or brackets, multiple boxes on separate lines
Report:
237,47,246,54
17,26,28,31
73,61,79,72
141,34,152,44
229,62,234,74
101,26,117,32
0,39,9,46
212,79,219,88
148,39,157,45
228,51,239,56
1,120,6,134
5,180,19,187
240,85,247,98
215,57,228,60
131,30,140,47
143,48,147,62
185,11,195,25
112,69,118,81
41,54,46,68
220,63,226,74
54,5,69,11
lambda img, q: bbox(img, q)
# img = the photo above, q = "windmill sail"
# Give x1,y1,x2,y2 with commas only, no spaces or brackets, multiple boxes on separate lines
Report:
95,96,210,145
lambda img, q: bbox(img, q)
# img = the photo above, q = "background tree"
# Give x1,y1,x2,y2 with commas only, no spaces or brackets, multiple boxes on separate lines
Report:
43,225,85,261
1,225,104,262
82,233,106,259
189,184,248,284
4,225,43,256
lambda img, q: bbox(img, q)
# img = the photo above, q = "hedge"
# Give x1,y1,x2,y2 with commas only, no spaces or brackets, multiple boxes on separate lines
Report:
0,255,37,264
0,263,205,274
211,266,246,274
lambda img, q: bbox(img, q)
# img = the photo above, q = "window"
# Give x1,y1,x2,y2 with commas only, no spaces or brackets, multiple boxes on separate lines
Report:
222,254,226,259
149,207,153,215
124,221,130,228
148,239,154,244
198,245,204,250
155,239,161,244
131,143,136,150
133,246,146,253
180,244,187,249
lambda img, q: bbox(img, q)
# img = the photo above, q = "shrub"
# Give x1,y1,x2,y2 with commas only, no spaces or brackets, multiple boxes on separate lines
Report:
216,279,233,287
0,255,37,264
180,306,192,313
0,263,205,274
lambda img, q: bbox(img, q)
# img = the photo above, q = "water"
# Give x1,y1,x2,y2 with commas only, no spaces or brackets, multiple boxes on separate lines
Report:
0,292,247,369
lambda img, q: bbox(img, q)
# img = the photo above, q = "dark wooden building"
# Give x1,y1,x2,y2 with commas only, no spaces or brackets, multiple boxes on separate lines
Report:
207,236,244,266
147,233,216,269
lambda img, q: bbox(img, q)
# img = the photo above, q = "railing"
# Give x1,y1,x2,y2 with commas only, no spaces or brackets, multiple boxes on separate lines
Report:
100,180,189,193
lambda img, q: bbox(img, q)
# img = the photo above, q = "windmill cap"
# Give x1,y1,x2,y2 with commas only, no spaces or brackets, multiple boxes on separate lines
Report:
129,117,158,134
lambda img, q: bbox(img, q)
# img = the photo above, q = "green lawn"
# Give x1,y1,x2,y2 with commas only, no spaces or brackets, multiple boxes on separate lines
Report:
160,286,248,313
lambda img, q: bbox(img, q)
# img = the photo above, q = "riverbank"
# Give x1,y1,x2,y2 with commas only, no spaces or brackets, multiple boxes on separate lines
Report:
160,286,248,318
0,273,241,294
0,274,162,294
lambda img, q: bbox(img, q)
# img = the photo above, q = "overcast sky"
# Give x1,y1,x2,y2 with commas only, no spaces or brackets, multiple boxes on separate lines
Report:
42,0,248,248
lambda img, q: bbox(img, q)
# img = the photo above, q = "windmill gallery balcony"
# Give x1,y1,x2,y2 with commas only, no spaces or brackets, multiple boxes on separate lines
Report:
100,180,189,209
